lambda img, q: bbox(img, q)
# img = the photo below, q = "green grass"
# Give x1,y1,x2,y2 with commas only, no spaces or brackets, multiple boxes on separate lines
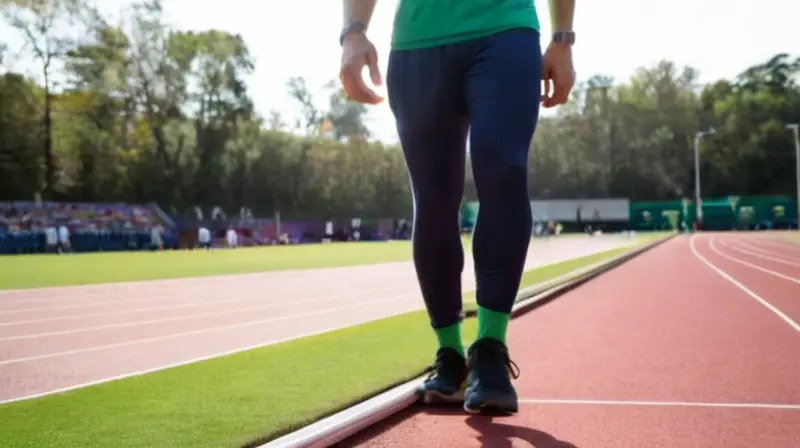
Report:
0,242,414,290
0,232,669,448
0,232,667,290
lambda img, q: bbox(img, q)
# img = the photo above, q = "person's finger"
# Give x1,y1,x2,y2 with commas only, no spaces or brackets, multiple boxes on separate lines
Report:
340,68,358,101
541,65,552,103
367,49,383,87
346,66,382,104
551,76,569,105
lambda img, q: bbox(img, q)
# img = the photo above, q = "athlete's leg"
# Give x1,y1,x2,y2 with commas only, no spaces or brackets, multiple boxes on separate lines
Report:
387,45,470,403
462,28,542,415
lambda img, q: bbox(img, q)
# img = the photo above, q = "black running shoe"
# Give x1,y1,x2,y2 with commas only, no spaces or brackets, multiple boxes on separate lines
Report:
419,347,468,404
463,338,520,415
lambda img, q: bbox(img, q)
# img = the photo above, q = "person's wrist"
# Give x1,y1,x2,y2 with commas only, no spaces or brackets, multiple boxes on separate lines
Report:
340,22,367,46
342,30,367,47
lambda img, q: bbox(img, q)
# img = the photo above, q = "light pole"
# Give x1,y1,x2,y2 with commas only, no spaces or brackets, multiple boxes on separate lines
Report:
787,123,800,230
693,128,715,229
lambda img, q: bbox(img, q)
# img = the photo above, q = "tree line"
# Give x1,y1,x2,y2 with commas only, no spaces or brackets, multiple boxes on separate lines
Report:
1,0,799,220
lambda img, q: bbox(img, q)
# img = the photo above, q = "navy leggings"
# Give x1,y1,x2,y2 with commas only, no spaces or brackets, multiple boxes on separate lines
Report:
387,28,542,329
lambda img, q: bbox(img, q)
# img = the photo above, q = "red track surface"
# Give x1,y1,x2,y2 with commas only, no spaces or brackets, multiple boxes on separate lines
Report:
344,233,800,447
0,237,628,403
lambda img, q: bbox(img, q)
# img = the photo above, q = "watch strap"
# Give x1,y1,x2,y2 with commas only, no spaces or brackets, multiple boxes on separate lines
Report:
340,22,367,46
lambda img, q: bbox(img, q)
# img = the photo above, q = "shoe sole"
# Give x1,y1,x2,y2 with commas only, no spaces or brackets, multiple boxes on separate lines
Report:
463,391,518,415
463,403,518,416
421,388,465,405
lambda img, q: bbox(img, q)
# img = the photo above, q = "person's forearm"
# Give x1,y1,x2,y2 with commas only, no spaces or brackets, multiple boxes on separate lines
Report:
343,0,378,27
548,0,575,31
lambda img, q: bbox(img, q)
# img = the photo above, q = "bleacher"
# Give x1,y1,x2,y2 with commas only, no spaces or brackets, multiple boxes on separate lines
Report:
0,201,178,254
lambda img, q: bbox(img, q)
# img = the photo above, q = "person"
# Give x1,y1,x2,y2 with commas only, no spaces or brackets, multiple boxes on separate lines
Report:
225,226,238,248
150,224,164,251
197,226,211,250
57,223,71,254
339,0,576,415
351,217,362,241
45,224,58,253
323,219,334,243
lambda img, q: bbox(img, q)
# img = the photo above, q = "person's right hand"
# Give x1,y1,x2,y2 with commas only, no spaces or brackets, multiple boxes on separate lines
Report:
339,32,384,104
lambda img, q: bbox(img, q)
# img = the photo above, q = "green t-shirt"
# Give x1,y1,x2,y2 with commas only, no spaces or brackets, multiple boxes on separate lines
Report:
391,0,540,51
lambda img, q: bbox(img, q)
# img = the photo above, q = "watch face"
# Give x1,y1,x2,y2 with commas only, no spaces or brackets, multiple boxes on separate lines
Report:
554,32,574,44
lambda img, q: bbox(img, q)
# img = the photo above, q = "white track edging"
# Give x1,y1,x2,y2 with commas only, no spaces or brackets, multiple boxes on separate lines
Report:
259,234,676,448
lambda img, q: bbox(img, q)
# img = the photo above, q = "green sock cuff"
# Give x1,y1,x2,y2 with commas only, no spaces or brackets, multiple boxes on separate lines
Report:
434,321,465,356
476,306,511,345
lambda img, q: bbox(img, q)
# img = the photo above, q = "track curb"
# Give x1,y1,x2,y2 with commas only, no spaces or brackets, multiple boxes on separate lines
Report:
260,233,678,448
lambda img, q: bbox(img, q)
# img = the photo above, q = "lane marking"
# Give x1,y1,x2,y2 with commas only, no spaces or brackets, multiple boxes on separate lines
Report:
0,302,425,405
0,241,632,299
0,286,415,341
518,398,800,410
689,234,800,334
0,294,417,367
720,239,800,268
737,239,800,262
0,240,649,404
709,237,800,284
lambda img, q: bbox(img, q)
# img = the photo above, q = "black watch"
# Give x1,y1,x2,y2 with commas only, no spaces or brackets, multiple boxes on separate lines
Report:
552,31,575,45
340,22,367,46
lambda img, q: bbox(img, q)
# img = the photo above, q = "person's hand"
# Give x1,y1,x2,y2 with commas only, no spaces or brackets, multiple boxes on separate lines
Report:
340,32,384,104
541,42,575,108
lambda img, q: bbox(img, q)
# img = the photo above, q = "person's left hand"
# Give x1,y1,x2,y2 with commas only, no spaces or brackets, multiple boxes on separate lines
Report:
541,42,575,108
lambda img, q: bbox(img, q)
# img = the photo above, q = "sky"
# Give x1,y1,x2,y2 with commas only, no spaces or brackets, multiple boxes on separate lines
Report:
3,0,799,144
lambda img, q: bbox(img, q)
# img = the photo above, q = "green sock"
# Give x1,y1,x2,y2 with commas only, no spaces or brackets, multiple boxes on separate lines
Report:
434,321,465,356
477,306,510,345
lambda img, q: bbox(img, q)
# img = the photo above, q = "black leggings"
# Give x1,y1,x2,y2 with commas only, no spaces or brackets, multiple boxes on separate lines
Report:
387,28,542,329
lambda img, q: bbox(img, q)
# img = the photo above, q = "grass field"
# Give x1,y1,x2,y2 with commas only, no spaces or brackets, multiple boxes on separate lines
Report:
0,233,643,290
0,233,669,448
0,241,416,290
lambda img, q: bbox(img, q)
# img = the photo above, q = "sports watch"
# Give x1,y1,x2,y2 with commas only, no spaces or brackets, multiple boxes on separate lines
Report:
552,31,576,45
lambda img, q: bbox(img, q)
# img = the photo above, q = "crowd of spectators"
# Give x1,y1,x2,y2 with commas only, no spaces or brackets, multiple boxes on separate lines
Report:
0,202,173,254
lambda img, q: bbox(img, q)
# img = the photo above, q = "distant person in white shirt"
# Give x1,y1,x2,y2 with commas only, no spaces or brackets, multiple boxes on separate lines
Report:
57,224,71,253
197,226,211,250
351,217,361,241
225,227,238,248
45,225,58,253
323,220,333,243
150,225,164,251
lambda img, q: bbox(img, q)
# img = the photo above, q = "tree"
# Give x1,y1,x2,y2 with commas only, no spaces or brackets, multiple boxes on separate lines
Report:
2,0,86,197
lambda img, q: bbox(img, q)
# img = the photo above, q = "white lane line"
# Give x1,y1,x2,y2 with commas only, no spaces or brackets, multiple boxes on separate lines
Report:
0,241,647,404
709,237,800,285
0,285,414,341
0,300,425,405
689,234,800,334
518,398,800,410
721,239,800,268
0,256,416,297
0,277,416,315
0,294,417,366
737,239,800,263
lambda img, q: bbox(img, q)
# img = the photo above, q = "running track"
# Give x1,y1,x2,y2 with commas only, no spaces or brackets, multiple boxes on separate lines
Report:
0,236,632,403
344,233,800,447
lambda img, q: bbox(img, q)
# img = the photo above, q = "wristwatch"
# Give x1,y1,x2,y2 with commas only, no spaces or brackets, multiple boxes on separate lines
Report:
340,22,367,46
552,31,575,45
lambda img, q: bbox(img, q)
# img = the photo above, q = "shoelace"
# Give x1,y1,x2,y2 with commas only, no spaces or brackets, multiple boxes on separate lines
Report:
468,343,521,380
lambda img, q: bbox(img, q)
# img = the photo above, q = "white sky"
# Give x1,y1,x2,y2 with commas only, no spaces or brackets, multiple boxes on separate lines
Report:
3,0,799,144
